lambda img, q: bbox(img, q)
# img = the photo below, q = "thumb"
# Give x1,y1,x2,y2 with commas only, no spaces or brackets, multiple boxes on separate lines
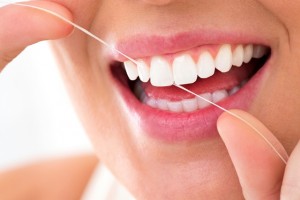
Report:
217,109,288,200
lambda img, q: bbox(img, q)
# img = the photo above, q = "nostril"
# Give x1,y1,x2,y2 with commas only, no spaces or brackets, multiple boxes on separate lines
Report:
141,0,174,6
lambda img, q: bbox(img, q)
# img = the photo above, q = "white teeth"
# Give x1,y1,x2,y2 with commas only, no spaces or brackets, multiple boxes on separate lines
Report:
232,45,244,67
137,60,150,82
167,101,183,112
145,98,157,108
134,78,245,113
139,87,238,113
197,93,212,109
156,99,169,110
243,44,254,63
212,89,228,103
123,44,268,86
150,56,174,87
173,54,198,85
182,98,198,112
229,86,240,95
124,61,138,80
197,51,215,78
215,44,233,73
253,45,268,59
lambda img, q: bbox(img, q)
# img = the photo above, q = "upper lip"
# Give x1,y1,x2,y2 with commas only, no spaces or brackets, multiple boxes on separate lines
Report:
109,29,269,62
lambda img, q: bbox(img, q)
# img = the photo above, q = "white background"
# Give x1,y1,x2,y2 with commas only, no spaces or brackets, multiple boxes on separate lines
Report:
0,41,93,170
0,1,93,171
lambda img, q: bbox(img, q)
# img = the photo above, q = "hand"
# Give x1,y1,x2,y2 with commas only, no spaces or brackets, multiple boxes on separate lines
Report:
217,109,300,200
0,1,73,71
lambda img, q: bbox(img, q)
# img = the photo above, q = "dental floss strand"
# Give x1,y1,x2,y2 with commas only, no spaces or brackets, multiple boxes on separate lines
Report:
7,2,288,164
8,2,139,65
174,84,288,164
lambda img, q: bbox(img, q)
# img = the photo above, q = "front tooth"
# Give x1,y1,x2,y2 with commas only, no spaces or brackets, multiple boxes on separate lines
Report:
173,54,197,85
124,61,138,80
156,99,169,110
150,56,174,87
167,101,183,112
243,44,253,63
145,98,157,108
215,44,233,73
137,60,150,82
182,98,198,112
232,45,244,67
197,93,212,109
197,51,215,78
212,89,228,103
229,86,240,96
253,45,267,59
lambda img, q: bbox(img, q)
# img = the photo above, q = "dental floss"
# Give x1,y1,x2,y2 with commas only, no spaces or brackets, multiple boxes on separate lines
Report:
5,2,288,164
174,84,288,164
7,2,139,65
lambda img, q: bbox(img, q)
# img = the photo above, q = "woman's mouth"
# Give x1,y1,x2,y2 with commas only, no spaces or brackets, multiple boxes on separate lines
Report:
110,35,271,142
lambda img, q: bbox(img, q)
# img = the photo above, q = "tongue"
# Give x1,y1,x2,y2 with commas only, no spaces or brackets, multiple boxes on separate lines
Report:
140,62,257,101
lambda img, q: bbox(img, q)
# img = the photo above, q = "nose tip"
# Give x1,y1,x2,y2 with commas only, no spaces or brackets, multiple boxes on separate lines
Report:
142,0,173,6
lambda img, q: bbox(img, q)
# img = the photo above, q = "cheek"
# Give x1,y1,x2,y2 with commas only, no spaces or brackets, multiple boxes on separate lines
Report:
249,43,300,153
51,37,130,149
258,0,300,46
252,1,300,149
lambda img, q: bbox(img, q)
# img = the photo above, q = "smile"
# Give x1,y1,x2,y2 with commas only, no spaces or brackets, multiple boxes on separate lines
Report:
124,44,268,112
110,31,271,142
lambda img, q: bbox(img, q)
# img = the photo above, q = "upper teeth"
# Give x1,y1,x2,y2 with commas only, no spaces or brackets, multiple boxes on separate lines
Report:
123,44,267,87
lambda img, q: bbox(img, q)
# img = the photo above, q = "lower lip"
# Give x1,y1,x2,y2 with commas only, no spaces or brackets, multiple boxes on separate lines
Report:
112,59,270,142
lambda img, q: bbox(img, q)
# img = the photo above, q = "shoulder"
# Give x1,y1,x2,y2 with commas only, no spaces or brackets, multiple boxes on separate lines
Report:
0,154,99,200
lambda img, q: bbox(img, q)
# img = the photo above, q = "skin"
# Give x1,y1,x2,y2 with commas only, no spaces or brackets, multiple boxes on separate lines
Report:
0,0,300,199
0,154,98,200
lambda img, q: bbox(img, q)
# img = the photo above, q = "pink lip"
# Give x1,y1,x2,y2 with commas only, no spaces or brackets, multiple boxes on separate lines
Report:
110,29,268,61
109,30,271,142
113,61,269,141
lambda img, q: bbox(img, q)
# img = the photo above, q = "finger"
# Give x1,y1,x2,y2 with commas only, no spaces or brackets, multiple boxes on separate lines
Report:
217,109,287,200
0,1,73,70
281,141,300,200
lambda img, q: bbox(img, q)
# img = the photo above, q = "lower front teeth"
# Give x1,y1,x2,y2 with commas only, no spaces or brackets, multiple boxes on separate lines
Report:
212,90,229,103
135,82,243,113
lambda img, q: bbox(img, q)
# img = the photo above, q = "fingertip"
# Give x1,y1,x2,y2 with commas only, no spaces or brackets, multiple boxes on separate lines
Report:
6,1,74,42
16,1,74,38
216,109,243,139
217,109,288,161
217,109,241,126
216,110,231,134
